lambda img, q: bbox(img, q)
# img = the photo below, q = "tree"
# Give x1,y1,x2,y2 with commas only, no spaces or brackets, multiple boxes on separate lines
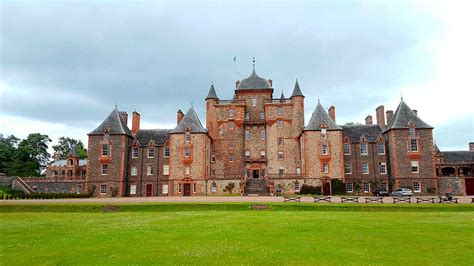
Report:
0,135,19,175
52,137,87,160
9,133,51,177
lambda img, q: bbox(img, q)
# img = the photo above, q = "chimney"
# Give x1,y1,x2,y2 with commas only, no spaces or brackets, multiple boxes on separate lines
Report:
365,115,373,125
328,105,336,123
376,105,385,128
413,109,418,115
177,109,184,125
235,80,240,88
268,79,273,87
386,110,394,124
132,111,140,135
119,111,128,126
469,142,474,152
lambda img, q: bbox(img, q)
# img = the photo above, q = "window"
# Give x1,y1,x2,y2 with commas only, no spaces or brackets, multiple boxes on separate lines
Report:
164,146,170,157
245,130,251,140
377,142,385,155
279,169,285,178
130,185,136,195
229,154,234,162
185,165,190,175
410,139,418,152
246,169,251,178
178,183,182,193
162,184,169,194
321,144,328,155
211,182,217,193
360,143,368,155
294,181,300,191
229,121,234,130
184,148,191,157
381,182,387,191
245,150,250,160
296,167,301,175
211,155,216,163
278,150,284,160
229,141,234,149
101,164,108,175
245,113,250,120
260,150,266,159
148,148,155,158
229,109,234,118
131,166,137,176
185,131,191,142
322,163,328,173
363,183,370,193
409,127,416,136
163,165,169,175
277,137,283,146
261,169,266,177
277,120,283,128
344,143,350,155
260,112,265,120
321,129,327,140
193,183,197,193
346,182,353,193
252,98,257,107
411,161,419,173
413,181,421,192
379,162,387,174
362,162,369,174
100,185,107,195
147,165,153,175
132,147,139,158
277,107,283,115
102,145,109,156
345,162,352,174
260,129,265,141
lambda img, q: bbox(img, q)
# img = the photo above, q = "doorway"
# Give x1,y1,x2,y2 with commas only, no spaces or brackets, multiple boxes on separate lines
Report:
146,184,153,197
323,181,331,195
253,170,259,179
183,183,191,196
466,178,474,195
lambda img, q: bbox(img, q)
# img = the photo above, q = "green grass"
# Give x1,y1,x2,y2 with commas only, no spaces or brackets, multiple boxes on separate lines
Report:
0,203,473,265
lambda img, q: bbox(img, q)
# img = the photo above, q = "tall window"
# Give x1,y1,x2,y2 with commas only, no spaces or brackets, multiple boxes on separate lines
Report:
260,129,265,141
413,181,421,192
185,165,190,176
211,182,217,193
377,142,385,155
346,182,353,193
211,155,216,163
147,165,153,175
162,184,169,194
321,129,327,140
379,162,387,174
260,150,266,159
410,139,418,152
229,154,234,162
252,98,257,107
278,150,284,160
260,112,265,120
362,162,369,174
321,144,328,155
245,130,250,140
178,184,182,193
409,127,416,136
229,141,234,149
131,166,137,176
363,183,370,193
185,131,191,142
163,165,169,175
277,120,283,128
345,162,352,174
102,145,109,156
100,185,107,195
101,164,108,175
148,148,155,158
130,185,136,195
344,143,350,155
245,150,250,160
164,145,170,157
184,148,191,157
229,109,234,118
229,121,234,130
360,143,368,155
277,107,283,115
411,161,419,173
322,163,328,173
193,183,197,193
277,137,283,146
296,167,301,175
132,147,139,158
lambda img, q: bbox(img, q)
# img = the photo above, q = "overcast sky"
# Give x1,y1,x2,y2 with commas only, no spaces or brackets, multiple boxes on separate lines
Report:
1,0,473,151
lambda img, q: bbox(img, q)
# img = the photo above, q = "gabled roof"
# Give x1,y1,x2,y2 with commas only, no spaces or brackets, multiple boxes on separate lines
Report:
89,107,133,136
305,100,341,131
237,69,272,90
441,151,474,164
205,84,219,100
50,159,88,167
135,129,171,146
291,80,304,98
384,99,433,132
170,105,207,134
342,125,383,142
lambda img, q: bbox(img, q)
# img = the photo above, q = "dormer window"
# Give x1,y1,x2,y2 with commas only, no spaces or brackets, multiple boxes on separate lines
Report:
409,127,415,136
377,142,385,155
344,143,351,155
148,148,155,158
185,131,191,142
321,129,327,140
132,147,139,158
164,145,170,157
102,145,109,156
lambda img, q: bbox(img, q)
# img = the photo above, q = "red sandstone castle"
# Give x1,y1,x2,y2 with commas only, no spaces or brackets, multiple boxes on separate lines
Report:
85,67,474,197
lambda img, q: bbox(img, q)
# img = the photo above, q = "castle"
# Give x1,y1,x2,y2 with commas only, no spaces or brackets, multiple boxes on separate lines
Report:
83,66,474,197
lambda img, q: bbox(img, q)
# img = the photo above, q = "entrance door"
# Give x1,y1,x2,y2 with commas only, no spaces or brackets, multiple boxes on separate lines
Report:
323,182,331,195
466,178,474,195
146,184,153,197
253,170,259,179
183,184,191,196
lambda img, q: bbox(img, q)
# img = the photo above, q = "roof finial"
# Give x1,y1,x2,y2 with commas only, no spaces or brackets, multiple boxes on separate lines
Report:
252,56,255,71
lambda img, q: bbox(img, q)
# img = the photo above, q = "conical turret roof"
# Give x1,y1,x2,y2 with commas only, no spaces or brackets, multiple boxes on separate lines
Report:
89,107,133,136
305,100,341,131
205,83,218,100
170,105,207,134
291,80,304,98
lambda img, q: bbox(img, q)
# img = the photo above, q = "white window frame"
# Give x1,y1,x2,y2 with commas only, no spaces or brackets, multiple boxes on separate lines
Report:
322,144,328,155
321,129,327,140
131,166,138,176
377,142,385,155
278,150,284,160
162,184,169,194
278,137,283,146
346,182,353,193
130,185,137,195
148,148,154,158
410,139,418,152
252,98,257,107
211,182,217,193
260,150,266,159
163,165,169,175
363,182,370,193
277,107,283,115
362,162,369,174
379,162,387,174
260,112,265,120
413,181,421,192
245,150,250,160
296,167,301,175
277,120,283,128
260,129,265,141
147,165,153,176
184,148,191,157
185,131,191,142
100,185,107,195
345,162,352,174
360,143,368,155
132,147,139,158
164,146,170,157
102,145,109,156
101,164,108,175
411,161,419,173
185,166,190,176
322,163,328,174
344,143,351,155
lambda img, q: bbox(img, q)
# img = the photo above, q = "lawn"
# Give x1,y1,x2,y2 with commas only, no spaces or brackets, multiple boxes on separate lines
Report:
0,203,473,265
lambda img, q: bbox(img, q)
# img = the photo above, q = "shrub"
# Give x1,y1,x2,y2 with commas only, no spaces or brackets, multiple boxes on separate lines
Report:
298,184,322,195
427,187,437,194
223,182,235,194
331,179,346,195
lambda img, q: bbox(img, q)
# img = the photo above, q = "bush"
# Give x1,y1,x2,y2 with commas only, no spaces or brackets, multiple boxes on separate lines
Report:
223,182,235,194
427,187,437,194
331,179,346,195
298,185,322,195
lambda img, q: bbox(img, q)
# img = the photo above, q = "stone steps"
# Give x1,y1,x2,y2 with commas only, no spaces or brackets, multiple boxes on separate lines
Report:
244,179,270,196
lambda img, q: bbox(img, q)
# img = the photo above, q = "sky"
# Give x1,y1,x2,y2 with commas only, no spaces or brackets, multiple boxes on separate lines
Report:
0,0,473,151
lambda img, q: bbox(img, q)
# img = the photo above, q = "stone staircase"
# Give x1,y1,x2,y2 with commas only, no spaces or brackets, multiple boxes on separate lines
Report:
244,179,270,196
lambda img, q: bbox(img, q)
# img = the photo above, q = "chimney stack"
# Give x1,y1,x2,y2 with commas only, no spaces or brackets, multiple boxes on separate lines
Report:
365,115,373,125
386,110,394,124
376,105,385,128
328,105,336,123
413,109,418,115
132,111,140,135
268,79,273,87
177,109,184,125
235,80,240,88
119,111,128,126
469,142,474,152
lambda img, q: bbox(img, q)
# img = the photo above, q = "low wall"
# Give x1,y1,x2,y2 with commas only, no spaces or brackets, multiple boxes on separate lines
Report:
438,176,465,195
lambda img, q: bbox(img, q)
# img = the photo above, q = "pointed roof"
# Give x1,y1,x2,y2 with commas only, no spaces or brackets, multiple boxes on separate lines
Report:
170,105,207,134
305,100,341,130
89,107,133,136
291,79,304,98
384,99,433,132
205,83,218,100
280,91,285,100
237,69,272,90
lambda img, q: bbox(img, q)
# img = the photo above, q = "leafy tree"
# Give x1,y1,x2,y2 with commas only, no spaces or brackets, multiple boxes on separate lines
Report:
52,137,87,159
0,135,19,175
9,133,51,177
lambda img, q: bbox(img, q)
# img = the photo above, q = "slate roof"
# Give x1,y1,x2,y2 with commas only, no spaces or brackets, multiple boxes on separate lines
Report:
51,159,88,167
441,151,474,164
384,99,433,132
237,69,272,90
305,100,342,130
89,107,133,136
342,125,383,142
135,129,171,146
291,80,304,98
170,105,207,134
205,84,219,100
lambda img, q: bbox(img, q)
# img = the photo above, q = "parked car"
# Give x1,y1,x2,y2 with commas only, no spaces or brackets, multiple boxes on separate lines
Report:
373,189,390,197
391,188,413,197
